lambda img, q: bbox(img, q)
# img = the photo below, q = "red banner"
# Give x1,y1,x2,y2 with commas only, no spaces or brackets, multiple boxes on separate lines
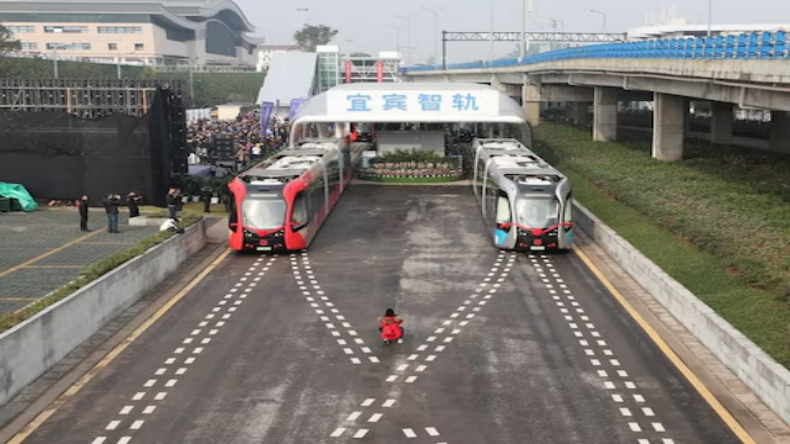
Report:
345,60,352,83
376,60,384,82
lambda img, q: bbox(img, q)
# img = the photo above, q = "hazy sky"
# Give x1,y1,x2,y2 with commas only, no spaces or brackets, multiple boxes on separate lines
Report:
232,0,790,64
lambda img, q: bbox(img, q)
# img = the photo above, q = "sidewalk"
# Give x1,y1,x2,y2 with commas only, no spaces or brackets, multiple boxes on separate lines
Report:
0,209,158,315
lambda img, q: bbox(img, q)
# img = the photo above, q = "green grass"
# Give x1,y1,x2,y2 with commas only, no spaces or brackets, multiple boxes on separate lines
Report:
0,214,202,334
533,123,790,367
140,202,228,217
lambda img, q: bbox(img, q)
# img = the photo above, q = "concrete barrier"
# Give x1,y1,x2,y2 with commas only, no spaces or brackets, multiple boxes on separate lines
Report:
0,219,208,407
129,216,171,227
573,202,790,424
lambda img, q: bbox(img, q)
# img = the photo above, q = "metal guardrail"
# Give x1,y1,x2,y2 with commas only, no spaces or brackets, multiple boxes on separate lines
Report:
403,30,789,73
443,31,626,43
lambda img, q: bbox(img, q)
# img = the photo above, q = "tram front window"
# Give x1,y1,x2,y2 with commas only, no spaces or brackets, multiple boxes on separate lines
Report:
241,194,286,229
516,198,560,228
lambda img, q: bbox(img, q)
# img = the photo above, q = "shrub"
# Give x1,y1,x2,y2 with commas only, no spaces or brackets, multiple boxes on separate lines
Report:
375,148,443,163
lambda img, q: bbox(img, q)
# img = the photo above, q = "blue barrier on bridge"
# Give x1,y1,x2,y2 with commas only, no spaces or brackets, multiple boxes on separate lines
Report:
401,30,788,73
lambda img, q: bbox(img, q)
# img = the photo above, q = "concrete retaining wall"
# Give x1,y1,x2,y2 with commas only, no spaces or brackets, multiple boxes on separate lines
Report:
0,219,208,407
573,202,790,423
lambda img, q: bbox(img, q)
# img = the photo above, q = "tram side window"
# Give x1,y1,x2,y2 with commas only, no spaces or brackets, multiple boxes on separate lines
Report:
228,197,238,230
476,159,485,186
292,192,308,227
563,192,573,223
496,191,511,226
486,181,497,217
308,178,325,219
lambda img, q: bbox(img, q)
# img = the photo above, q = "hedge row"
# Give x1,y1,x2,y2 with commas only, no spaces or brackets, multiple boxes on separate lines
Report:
532,122,790,366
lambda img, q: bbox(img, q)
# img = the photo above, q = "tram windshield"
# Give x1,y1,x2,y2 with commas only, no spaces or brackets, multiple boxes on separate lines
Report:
241,193,286,229
516,197,560,228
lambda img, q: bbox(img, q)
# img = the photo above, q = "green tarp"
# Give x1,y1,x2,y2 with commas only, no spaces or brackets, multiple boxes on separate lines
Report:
0,182,38,212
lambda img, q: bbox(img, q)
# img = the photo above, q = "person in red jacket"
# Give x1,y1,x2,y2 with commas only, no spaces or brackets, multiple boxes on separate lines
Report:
379,308,404,344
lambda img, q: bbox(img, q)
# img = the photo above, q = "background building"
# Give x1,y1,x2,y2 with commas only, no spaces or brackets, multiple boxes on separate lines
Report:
342,52,401,84
316,45,341,94
0,0,263,68
315,47,402,93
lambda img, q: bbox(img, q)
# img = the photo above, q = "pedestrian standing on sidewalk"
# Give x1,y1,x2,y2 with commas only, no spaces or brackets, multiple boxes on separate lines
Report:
77,195,90,232
166,188,179,221
127,191,142,218
103,194,121,233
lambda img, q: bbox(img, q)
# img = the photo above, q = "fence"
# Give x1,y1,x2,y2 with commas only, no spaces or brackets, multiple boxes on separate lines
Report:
402,30,790,73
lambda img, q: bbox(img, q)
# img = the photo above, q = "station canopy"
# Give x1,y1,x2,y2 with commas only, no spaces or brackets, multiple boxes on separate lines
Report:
291,83,528,124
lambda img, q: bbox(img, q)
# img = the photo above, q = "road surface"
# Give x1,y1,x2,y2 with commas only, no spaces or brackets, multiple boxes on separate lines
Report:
16,185,740,444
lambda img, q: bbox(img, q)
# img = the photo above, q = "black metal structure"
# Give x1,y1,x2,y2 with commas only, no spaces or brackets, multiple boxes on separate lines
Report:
441,31,627,70
0,79,187,206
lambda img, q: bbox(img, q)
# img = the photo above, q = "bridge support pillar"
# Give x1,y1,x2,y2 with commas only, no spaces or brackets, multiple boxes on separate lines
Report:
522,81,541,127
652,93,686,161
593,87,617,142
710,102,734,145
769,111,790,153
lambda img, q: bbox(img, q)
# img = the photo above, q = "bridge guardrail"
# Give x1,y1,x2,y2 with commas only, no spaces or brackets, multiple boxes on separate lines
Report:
402,30,789,73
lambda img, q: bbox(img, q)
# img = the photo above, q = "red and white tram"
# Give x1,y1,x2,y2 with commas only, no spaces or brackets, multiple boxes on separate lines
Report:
228,138,365,252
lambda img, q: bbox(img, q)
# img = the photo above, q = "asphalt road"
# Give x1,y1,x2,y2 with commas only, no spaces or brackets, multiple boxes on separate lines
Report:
16,185,741,444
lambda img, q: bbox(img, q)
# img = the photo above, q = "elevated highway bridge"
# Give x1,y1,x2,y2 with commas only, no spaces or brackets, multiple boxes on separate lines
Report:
401,29,790,159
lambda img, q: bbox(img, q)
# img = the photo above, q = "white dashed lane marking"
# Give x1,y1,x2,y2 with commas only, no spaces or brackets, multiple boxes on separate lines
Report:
292,252,377,364
332,252,515,440
88,255,277,443
526,254,673,442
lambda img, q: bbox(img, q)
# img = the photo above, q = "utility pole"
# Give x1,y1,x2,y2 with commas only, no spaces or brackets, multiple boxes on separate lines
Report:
707,0,712,36
520,0,533,58
296,8,309,28
590,9,606,31
395,15,411,63
421,6,439,65
488,0,494,61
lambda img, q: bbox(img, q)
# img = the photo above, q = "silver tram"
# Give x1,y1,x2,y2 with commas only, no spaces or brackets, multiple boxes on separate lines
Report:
472,138,574,252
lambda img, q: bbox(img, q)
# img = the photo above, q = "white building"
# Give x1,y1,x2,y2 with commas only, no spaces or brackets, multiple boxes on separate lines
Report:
0,0,263,67
256,44,302,72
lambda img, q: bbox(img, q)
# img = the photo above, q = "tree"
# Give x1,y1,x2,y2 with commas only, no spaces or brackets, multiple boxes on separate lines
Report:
293,24,338,52
0,24,21,55
350,52,371,57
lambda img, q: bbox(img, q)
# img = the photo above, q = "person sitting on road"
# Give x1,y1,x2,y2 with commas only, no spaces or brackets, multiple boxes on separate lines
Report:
379,308,404,344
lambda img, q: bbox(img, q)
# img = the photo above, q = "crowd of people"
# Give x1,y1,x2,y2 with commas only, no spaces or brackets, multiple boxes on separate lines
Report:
186,110,292,166
74,111,296,233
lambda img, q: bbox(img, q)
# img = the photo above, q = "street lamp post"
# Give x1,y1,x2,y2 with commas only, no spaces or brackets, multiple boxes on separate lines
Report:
50,42,79,79
296,8,309,28
116,50,137,80
188,56,198,104
488,0,494,61
520,0,533,58
590,9,606,31
395,15,411,63
707,0,712,37
421,6,439,65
